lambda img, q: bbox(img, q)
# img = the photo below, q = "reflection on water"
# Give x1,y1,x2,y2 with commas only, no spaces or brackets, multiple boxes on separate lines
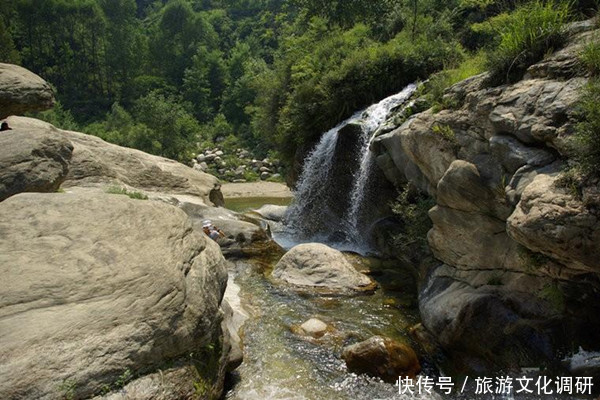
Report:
225,196,292,213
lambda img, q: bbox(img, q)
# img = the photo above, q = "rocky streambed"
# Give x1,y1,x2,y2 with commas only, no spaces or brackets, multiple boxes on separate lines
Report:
221,242,427,400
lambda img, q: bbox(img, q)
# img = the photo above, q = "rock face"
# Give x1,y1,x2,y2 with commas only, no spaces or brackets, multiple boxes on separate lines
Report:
272,243,375,294
341,336,421,383
0,63,55,118
372,23,600,372
6,116,219,201
0,127,73,201
0,192,229,399
0,65,241,399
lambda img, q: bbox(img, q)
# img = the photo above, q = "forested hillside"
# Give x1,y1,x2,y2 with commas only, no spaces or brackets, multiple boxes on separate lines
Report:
0,0,596,166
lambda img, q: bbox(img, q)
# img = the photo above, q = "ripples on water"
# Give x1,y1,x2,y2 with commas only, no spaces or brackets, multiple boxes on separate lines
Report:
224,260,432,400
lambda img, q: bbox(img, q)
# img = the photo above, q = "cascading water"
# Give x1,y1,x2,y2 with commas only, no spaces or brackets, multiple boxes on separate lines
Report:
345,84,417,244
282,112,362,233
283,84,417,252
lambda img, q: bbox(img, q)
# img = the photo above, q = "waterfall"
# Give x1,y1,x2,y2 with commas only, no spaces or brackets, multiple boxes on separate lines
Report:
345,84,417,243
283,111,363,237
283,84,417,252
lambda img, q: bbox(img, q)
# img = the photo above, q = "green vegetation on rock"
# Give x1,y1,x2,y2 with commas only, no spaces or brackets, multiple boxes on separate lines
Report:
390,184,435,260
106,186,148,200
485,0,572,83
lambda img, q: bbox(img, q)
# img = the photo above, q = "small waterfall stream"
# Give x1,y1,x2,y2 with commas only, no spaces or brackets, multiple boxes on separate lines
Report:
283,84,417,252
345,84,417,241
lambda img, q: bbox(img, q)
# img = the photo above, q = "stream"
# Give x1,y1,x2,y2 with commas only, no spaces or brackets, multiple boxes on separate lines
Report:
223,198,437,400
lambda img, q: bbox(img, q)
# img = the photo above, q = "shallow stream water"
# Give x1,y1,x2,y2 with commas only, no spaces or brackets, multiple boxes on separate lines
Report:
224,201,596,400
223,258,433,400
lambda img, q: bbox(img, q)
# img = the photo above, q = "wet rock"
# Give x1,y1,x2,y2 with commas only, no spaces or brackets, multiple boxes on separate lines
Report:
341,336,421,383
222,277,249,371
567,349,600,382
298,318,330,338
272,243,376,294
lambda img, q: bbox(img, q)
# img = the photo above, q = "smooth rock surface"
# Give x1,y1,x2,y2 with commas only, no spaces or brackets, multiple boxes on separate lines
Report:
272,243,375,294
6,116,219,203
253,204,288,222
299,318,329,338
0,63,54,118
0,127,73,201
0,192,228,400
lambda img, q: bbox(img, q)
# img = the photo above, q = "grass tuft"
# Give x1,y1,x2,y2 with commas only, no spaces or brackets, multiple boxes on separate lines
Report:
106,186,149,200
486,0,572,84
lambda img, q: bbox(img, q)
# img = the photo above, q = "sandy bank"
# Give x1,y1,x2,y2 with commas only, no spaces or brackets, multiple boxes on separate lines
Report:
221,182,293,198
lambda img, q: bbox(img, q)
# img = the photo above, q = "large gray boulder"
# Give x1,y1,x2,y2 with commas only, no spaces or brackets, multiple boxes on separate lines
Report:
272,243,375,294
0,192,229,400
0,127,73,201
0,63,55,119
252,204,288,222
6,116,219,203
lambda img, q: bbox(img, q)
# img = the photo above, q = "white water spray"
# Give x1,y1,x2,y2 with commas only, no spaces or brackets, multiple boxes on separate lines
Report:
284,84,417,250
345,84,417,240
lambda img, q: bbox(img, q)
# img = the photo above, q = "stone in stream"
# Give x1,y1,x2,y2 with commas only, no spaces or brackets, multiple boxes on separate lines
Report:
252,204,288,222
341,336,421,383
298,318,329,338
271,243,376,294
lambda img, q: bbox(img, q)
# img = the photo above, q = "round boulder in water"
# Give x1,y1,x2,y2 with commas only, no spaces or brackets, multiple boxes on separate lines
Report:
272,243,376,294
252,204,288,222
291,318,332,339
341,336,421,383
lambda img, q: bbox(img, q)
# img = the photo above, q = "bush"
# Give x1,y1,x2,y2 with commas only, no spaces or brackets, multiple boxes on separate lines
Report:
580,38,600,75
390,184,435,258
486,0,572,83
424,51,487,111
572,78,600,176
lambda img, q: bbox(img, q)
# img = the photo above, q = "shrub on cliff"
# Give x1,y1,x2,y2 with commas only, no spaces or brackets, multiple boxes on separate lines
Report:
573,78,600,177
486,0,572,83
389,184,435,260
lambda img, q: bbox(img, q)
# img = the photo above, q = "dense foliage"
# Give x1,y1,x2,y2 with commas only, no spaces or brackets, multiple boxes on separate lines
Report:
571,39,600,178
0,0,594,164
